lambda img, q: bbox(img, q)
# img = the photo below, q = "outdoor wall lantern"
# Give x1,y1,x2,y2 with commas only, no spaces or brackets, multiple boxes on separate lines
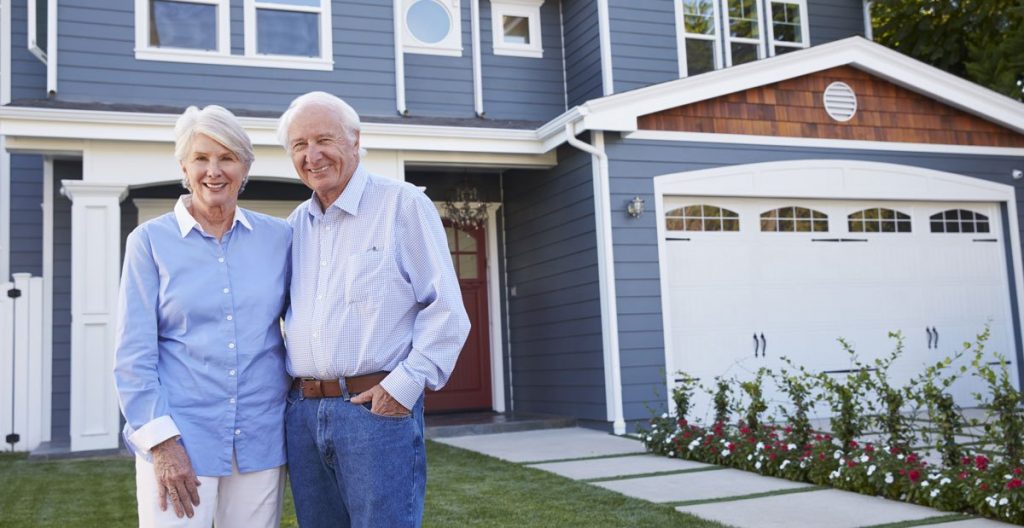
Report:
627,195,645,218
444,183,489,230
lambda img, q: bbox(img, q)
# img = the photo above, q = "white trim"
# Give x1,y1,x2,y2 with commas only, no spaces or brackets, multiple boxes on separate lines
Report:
45,0,55,95
242,0,332,64
490,0,544,58
565,127,625,434
394,0,407,115
40,158,53,443
470,0,483,116
0,137,9,285
135,0,230,54
653,160,1024,412
581,37,1024,135
484,203,506,412
624,130,1024,157
134,48,334,71
863,0,873,41
596,0,613,95
401,0,464,57
27,0,46,63
1,0,10,105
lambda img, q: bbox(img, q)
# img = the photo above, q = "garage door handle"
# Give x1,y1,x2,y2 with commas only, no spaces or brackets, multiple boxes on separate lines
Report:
759,333,767,357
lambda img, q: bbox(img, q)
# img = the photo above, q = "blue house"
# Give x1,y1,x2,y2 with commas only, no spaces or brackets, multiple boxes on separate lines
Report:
1,0,1023,454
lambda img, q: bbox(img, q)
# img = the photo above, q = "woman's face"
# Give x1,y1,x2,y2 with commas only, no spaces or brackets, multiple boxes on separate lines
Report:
181,133,247,211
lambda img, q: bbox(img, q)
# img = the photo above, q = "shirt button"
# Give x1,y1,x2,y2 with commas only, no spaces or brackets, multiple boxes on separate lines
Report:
228,369,236,376
218,257,225,263
223,288,230,294
316,294,324,300
226,314,233,321
229,398,236,404
234,429,241,436
228,342,235,349
320,260,328,267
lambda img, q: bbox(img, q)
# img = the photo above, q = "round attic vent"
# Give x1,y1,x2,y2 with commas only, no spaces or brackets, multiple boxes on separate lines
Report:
823,82,857,122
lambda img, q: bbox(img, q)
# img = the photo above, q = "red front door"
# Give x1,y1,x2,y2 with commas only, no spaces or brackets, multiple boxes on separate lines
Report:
425,222,492,412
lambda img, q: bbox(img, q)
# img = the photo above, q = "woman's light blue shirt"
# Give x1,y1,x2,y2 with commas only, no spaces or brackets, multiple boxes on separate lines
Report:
114,197,291,477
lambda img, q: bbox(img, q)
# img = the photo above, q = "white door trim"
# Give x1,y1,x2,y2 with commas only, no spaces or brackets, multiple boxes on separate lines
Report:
653,159,1024,412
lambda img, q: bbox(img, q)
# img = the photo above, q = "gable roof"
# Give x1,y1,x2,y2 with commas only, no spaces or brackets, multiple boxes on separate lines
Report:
573,37,1024,137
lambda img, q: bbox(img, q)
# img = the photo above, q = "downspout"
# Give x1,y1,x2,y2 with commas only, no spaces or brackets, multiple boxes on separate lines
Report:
471,0,484,116
46,0,56,96
393,0,408,115
596,0,614,96
564,122,626,435
863,1,874,41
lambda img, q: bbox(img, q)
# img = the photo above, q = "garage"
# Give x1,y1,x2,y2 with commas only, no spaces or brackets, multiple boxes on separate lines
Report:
655,161,1022,420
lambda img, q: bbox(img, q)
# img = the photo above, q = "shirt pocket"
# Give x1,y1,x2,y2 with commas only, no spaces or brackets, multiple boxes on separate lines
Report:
344,251,385,303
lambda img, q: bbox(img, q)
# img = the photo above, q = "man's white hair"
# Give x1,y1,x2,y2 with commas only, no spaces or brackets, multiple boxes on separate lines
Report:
277,91,366,159
174,105,254,192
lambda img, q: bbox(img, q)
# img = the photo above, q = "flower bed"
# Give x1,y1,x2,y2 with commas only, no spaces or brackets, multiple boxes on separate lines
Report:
640,330,1024,525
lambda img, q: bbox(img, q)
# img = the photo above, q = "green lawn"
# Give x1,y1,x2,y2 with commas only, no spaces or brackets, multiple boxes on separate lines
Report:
0,443,724,527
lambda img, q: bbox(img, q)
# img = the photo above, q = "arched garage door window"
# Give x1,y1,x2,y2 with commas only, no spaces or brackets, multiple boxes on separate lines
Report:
759,206,828,232
848,208,912,233
930,209,991,233
665,204,740,231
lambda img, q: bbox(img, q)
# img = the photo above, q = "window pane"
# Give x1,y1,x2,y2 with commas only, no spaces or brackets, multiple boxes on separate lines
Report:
683,0,716,35
728,0,759,38
457,229,477,252
930,221,944,232
849,220,863,232
761,218,777,231
722,218,739,231
34,0,47,53
459,255,478,279
961,222,976,233
897,221,911,233
502,15,530,44
705,218,722,231
257,9,319,56
150,0,217,50
731,42,758,65
813,220,828,232
977,221,990,233
881,221,895,233
773,45,799,55
407,0,451,44
703,205,721,217
666,218,685,230
794,219,811,232
446,226,455,248
771,1,801,43
685,39,716,75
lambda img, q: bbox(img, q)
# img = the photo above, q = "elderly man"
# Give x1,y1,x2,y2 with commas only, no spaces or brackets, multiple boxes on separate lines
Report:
278,91,470,527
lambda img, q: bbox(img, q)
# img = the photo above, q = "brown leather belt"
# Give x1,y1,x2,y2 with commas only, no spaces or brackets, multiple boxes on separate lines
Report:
291,372,388,400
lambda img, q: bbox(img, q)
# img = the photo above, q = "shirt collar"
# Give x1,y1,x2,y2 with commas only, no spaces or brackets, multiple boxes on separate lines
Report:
174,195,253,238
306,165,369,220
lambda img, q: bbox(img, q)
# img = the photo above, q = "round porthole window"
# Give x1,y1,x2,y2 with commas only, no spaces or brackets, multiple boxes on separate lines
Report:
406,0,451,44
823,81,857,122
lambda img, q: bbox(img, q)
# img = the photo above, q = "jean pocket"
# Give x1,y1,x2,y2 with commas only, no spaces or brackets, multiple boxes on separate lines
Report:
354,401,412,420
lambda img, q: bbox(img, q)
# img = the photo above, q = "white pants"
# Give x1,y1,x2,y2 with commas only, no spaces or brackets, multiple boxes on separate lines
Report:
135,455,285,528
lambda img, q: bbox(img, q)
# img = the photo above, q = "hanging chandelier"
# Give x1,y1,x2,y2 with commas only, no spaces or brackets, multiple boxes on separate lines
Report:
443,183,488,231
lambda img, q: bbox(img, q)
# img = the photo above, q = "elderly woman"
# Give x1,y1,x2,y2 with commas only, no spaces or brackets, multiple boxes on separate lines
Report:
114,105,291,527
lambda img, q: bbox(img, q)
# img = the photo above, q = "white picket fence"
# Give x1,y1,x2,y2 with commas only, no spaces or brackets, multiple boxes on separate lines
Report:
0,274,49,452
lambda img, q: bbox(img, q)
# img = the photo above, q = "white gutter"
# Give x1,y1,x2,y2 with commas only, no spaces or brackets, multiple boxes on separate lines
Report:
46,0,56,96
863,1,874,41
393,0,407,115
471,0,484,116
1,0,10,284
596,0,614,95
564,122,625,435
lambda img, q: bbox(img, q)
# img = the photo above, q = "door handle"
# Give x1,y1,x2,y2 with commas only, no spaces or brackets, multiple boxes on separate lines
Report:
753,333,760,357
933,327,939,349
926,327,933,349
759,333,767,358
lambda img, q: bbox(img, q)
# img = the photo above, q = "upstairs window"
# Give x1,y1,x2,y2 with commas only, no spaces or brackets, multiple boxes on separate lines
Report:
403,0,463,56
674,0,809,77
490,0,545,58
135,0,333,70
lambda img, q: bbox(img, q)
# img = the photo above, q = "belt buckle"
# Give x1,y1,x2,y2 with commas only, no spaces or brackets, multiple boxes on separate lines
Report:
299,378,322,400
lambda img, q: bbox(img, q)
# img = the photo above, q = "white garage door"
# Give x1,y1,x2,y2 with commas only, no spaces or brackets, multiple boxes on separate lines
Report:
663,196,1016,419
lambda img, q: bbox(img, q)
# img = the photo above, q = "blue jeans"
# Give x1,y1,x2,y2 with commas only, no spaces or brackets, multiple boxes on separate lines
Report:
285,388,426,528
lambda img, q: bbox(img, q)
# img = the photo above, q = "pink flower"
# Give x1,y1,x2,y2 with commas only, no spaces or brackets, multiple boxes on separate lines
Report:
906,454,918,464
1015,467,1022,476
864,444,875,453
849,440,859,449
975,455,990,471
961,456,972,466
847,460,856,468
980,482,989,491
1006,478,1022,490
908,470,921,482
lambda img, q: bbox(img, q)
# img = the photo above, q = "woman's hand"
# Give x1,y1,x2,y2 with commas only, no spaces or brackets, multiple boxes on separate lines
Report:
151,436,202,518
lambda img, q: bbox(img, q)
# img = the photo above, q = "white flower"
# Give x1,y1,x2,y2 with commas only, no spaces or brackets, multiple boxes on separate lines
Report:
929,473,939,481
839,458,846,466
756,442,765,451
755,462,762,470
781,460,791,470
885,473,894,484
800,460,808,469
669,451,675,457
661,413,668,419
747,454,753,461
921,481,929,488
930,489,939,498
1000,497,1010,506
829,470,840,480
859,455,869,463
834,450,842,460
787,443,797,451
867,465,877,476
1007,474,1015,480
897,454,905,460
939,478,951,486
722,449,731,457
688,440,699,450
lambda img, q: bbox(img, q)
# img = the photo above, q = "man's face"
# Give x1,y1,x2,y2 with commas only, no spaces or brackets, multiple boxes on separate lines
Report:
287,104,361,208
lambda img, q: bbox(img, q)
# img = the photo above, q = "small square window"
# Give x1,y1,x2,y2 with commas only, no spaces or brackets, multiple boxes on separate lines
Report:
491,0,544,58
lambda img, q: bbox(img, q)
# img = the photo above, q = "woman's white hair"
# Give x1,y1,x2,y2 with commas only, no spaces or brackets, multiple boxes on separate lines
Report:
174,105,254,192
276,91,366,159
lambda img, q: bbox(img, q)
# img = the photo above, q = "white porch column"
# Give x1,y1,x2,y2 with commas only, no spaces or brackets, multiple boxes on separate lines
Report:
60,181,127,452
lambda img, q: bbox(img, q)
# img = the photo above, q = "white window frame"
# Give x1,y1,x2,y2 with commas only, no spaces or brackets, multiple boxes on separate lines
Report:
765,0,809,56
673,0,723,77
490,0,544,58
243,0,333,65
403,0,464,57
134,0,333,71
27,0,47,63
721,0,767,67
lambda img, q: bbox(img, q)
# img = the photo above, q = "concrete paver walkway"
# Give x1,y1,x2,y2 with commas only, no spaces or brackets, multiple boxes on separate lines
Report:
435,427,1016,528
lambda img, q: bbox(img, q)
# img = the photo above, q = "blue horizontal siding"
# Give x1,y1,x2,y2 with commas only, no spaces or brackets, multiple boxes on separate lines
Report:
9,155,43,277
807,0,866,45
563,0,603,106
604,136,1024,426
10,0,47,100
609,0,677,94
